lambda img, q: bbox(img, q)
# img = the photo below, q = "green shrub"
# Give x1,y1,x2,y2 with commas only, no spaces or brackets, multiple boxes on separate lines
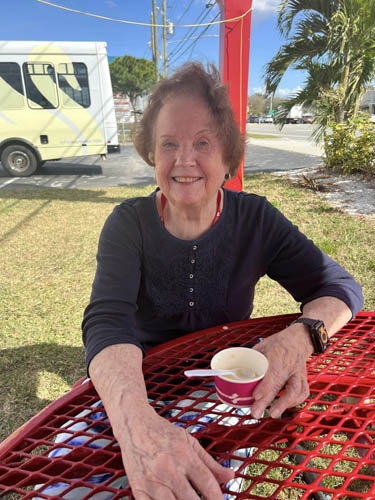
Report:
323,113,375,176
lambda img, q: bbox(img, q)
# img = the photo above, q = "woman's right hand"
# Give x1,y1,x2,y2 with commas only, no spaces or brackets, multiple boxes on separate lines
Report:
115,404,234,500
89,344,233,498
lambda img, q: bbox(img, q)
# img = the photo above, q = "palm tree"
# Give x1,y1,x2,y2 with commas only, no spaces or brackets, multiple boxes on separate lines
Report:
264,0,375,141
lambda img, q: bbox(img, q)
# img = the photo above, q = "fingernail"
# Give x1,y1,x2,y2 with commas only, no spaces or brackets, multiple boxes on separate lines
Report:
269,410,281,419
252,409,261,419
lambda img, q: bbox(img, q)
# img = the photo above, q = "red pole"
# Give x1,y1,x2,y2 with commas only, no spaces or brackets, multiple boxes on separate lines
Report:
217,0,253,191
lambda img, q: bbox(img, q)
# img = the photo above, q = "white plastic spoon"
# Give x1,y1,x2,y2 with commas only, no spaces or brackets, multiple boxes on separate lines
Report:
184,368,254,379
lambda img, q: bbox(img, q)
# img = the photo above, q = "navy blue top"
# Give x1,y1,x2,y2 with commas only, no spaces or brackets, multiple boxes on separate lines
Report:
82,188,363,370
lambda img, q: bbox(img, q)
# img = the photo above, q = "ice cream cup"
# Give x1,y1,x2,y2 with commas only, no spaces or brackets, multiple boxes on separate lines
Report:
210,347,268,408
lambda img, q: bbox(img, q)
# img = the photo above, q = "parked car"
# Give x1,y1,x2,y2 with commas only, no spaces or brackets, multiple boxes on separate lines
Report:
302,114,314,124
247,115,260,123
286,117,302,124
260,115,273,123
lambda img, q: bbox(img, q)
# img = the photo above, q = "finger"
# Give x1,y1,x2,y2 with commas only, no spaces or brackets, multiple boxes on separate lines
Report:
187,437,234,499
272,377,309,415
268,374,309,418
187,458,227,500
190,436,235,484
253,362,286,400
175,478,205,500
251,374,285,419
251,398,268,420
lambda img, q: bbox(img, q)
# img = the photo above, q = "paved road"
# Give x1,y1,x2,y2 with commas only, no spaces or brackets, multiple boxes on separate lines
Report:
246,123,323,156
0,136,323,190
247,122,315,141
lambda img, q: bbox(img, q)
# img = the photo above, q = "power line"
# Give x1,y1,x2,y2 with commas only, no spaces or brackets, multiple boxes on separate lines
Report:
168,12,220,66
163,0,195,54
155,0,206,78
167,3,215,60
153,0,212,67
167,35,219,44
175,0,195,24
167,0,178,21
35,0,251,76
35,0,252,28
168,10,217,61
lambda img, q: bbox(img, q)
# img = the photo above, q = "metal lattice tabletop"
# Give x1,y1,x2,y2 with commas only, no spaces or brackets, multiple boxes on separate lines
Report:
1,312,375,499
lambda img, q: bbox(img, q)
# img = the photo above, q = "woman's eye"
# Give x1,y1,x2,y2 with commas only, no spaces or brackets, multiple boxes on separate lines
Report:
197,140,209,148
163,142,177,149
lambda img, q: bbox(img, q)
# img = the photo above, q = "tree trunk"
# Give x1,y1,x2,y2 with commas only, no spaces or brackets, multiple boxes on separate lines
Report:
129,95,138,124
337,58,350,124
336,106,346,124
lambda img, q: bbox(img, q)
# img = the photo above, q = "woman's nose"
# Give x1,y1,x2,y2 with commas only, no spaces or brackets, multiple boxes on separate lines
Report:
175,144,196,166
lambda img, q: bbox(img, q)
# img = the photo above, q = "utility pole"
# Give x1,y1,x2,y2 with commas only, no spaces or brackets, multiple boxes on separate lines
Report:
162,0,167,77
152,0,160,82
150,13,155,64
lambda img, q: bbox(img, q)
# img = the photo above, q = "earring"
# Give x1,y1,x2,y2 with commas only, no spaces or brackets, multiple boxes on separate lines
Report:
148,152,155,164
224,173,230,180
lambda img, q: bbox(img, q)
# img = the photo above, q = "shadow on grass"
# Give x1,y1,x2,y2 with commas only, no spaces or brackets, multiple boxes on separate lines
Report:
244,166,298,174
309,205,340,214
0,344,86,441
0,187,144,204
0,184,156,243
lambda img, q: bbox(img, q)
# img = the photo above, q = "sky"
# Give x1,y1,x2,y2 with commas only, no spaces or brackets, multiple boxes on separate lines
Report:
1,0,304,97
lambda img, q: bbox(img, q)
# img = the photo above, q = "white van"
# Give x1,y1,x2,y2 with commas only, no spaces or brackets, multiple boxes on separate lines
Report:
0,41,119,176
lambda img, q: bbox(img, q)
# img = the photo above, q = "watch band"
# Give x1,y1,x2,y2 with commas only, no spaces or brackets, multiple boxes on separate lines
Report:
289,318,329,354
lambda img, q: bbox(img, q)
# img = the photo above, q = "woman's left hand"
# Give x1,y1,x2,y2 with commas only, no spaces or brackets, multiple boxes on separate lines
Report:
250,326,313,419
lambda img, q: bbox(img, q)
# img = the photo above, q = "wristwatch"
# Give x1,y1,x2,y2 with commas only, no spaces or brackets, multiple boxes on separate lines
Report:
289,318,330,354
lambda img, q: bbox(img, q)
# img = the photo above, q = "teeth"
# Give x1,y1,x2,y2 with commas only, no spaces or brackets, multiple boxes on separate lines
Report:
174,177,199,183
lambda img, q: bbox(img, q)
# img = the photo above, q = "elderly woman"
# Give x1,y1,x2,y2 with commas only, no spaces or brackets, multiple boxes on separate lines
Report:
83,63,363,499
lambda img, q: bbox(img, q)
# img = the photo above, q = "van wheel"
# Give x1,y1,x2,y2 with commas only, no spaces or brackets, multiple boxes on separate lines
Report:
1,145,38,177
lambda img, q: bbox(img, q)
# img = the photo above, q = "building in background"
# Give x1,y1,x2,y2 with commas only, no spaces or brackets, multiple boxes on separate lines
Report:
113,93,148,123
113,93,149,143
360,86,375,119
113,93,131,122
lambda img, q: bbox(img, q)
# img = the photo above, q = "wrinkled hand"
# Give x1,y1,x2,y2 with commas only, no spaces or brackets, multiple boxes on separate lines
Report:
117,405,234,500
251,327,312,419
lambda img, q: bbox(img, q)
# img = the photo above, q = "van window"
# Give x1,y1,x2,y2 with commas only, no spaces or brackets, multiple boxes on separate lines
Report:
58,62,90,108
23,63,58,109
0,62,24,110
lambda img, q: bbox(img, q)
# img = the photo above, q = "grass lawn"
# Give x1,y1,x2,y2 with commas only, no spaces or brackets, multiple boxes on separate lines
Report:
1,173,374,464
247,133,280,139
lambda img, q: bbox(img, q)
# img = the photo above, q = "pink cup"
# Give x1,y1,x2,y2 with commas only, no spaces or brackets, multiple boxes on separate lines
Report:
210,347,268,408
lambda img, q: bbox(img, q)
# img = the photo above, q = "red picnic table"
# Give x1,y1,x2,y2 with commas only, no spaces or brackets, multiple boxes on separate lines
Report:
1,312,375,499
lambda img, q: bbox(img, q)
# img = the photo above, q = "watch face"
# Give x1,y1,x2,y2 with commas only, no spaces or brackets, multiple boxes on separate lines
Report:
319,325,329,345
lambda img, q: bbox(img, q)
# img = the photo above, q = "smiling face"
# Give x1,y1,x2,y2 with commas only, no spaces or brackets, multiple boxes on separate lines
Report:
153,96,229,212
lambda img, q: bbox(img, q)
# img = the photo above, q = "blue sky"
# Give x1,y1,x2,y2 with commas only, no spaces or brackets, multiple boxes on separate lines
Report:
1,0,303,97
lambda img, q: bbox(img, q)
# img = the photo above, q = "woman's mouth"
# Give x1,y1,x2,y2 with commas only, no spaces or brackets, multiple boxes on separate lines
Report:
173,176,201,183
